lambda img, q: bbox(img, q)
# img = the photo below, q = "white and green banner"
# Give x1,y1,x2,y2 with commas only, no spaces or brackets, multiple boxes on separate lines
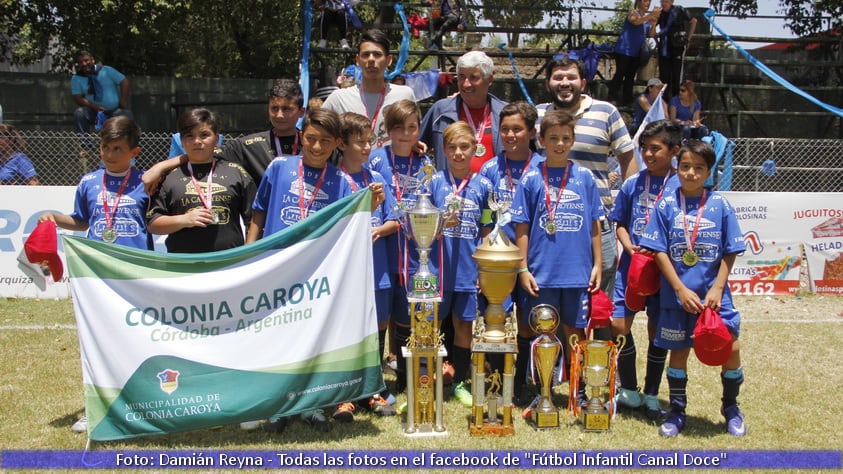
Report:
63,191,383,441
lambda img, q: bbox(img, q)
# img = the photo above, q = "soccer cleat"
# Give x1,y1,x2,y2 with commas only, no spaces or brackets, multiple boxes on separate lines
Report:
616,387,643,409
452,381,473,408
658,411,686,437
722,404,747,436
301,409,332,432
71,416,87,433
643,394,666,420
262,417,288,433
369,395,397,416
441,360,455,385
332,402,356,422
239,420,262,430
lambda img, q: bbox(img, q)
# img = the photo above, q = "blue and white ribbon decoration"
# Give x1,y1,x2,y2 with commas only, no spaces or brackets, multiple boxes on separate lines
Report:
498,43,534,106
386,2,410,80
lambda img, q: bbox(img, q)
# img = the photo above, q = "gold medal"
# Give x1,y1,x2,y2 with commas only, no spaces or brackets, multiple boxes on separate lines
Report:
102,227,117,243
682,250,699,266
545,221,557,235
475,144,486,157
448,199,462,213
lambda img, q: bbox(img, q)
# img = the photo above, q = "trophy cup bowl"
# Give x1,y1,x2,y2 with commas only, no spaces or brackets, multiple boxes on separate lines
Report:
473,235,521,343
407,193,444,300
581,340,613,431
528,304,561,429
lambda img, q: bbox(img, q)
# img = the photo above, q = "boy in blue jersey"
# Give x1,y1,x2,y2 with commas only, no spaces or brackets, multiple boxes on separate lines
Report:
40,116,151,251
639,140,747,438
338,112,399,416
368,99,434,391
478,100,543,404
609,120,682,419
38,115,150,434
511,110,603,409
427,121,493,406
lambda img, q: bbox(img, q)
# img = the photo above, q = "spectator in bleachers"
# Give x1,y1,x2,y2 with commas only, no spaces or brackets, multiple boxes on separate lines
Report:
315,0,358,50
0,124,39,185
70,50,133,168
656,0,697,99
424,0,465,50
608,0,661,106
669,79,708,140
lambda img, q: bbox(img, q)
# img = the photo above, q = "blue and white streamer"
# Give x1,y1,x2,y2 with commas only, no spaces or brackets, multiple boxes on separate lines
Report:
498,43,534,106
386,3,410,80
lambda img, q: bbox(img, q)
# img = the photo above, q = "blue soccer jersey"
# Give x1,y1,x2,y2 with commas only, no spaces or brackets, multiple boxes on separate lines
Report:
639,189,746,310
478,151,544,242
253,155,353,236
368,146,432,276
345,167,397,291
427,170,492,292
511,161,604,288
71,168,151,250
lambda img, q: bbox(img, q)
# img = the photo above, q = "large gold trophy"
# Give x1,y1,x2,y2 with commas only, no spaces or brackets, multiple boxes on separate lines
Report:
568,335,624,431
469,192,521,436
402,166,448,437
527,304,562,429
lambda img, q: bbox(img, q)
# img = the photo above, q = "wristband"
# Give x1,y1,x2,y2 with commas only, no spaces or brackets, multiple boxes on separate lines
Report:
518,267,529,273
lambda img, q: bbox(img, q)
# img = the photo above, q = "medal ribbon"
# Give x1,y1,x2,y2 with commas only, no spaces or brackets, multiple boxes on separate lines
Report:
273,132,300,157
297,160,328,220
679,188,708,256
390,147,414,202
340,164,369,192
643,170,672,224
101,170,132,232
359,85,387,134
504,153,533,194
461,101,490,147
541,162,572,229
188,160,216,214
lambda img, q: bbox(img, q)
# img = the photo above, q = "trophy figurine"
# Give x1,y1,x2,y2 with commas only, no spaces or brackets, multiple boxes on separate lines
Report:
527,304,562,429
568,334,624,431
402,164,448,437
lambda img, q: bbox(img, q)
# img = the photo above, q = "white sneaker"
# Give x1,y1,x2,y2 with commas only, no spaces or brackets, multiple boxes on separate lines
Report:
71,416,87,433
239,420,262,430
317,39,327,48
340,38,351,50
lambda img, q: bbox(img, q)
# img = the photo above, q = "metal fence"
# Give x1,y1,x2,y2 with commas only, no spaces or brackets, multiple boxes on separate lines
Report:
9,130,843,192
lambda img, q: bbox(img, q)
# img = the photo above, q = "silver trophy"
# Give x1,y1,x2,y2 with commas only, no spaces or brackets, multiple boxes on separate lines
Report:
406,192,444,299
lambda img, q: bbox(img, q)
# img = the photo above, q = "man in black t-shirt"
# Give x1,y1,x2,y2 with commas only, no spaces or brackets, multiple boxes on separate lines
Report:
656,0,697,100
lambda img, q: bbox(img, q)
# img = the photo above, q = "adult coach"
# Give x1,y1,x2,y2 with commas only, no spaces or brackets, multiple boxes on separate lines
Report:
420,51,507,172
322,29,416,147
537,55,637,296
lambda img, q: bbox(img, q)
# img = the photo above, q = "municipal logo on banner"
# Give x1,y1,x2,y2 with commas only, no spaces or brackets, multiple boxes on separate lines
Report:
157,369,180,395
63,190,384,441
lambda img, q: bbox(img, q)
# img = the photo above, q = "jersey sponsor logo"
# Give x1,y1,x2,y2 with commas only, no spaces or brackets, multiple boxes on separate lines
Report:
92,217,142,239
668,242,719,263
540,212,584,233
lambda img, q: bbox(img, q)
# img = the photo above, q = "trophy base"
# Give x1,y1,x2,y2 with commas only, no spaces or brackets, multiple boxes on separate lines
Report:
469,420,515,437
529,410,560,430
402,423,450,438
582,410,611,431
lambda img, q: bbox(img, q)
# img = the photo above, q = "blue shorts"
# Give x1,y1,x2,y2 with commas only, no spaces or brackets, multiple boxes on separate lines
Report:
440,290,477,322
655,301,741,350
523,288,589,329
375,288,391,325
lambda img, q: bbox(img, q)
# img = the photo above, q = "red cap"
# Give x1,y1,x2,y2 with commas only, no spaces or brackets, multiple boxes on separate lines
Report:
693,307,733,366
589,290,614,328
628,252,661,295
624,287,647,312
24,220,64,281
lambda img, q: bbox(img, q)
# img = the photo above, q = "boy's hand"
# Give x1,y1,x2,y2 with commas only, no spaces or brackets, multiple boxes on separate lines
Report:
38,212,56,223
703,286,724,311
184,207,214,228
369,182,385,210
412,141,429,156
588,265,601,293
519,271,539,297
677,285,704,314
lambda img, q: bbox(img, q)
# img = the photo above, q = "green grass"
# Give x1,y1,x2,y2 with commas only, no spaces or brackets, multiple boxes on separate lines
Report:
1,295,842,473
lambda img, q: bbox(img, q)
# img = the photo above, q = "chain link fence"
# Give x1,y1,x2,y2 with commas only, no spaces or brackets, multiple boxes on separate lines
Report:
9,130,843,192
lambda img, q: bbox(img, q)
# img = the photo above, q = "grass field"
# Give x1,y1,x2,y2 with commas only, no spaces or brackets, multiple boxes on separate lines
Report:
1,295,842,473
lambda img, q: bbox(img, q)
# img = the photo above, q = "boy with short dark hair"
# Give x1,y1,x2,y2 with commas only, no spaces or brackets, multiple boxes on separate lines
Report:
338,111,399,416
639,139,746,437
38,115,151,434
40,116,151,250
609,119,682,419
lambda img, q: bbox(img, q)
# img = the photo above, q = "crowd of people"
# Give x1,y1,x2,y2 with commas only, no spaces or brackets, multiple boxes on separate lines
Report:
11,22,745,441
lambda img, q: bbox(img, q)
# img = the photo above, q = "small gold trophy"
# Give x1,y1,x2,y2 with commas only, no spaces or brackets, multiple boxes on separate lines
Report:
568,334,624,432
527,304,562,429
469,191,520,436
